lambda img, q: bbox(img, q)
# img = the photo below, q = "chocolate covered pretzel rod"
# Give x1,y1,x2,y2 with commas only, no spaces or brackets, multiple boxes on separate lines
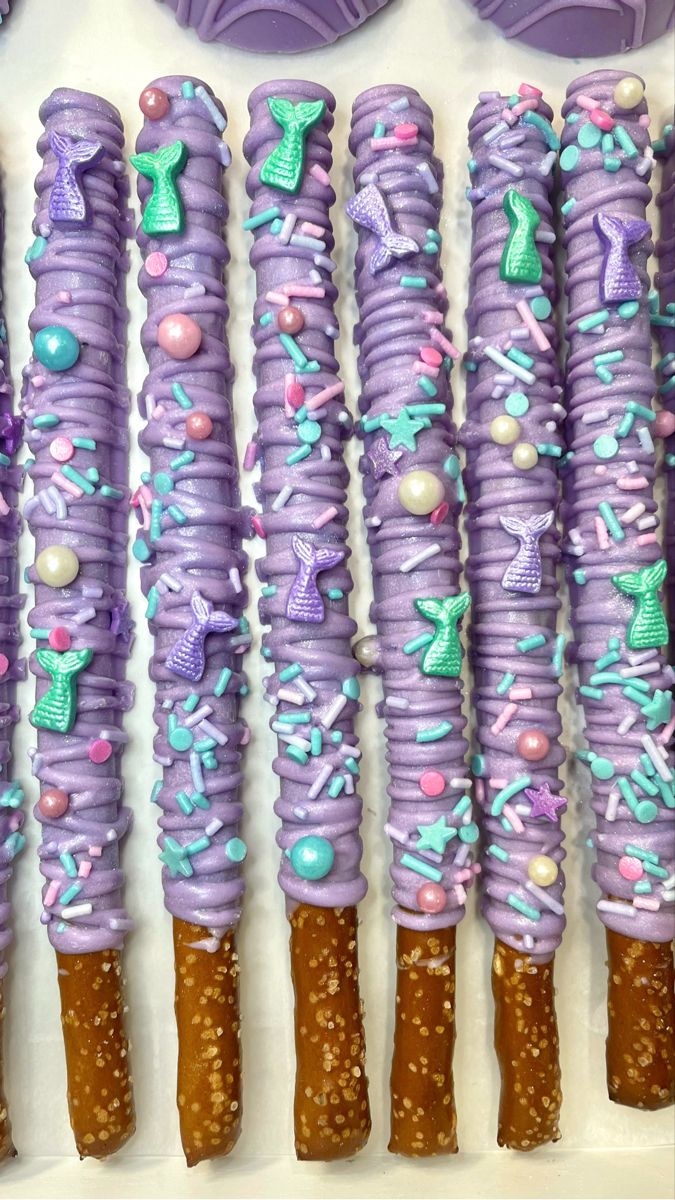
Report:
0,188,25,1163
131,75,249,1167
464,84,565,1151
22,89,135,1157
244,81,370,1161
348,85,475,1157
655,123,675,659
559,70,674,1111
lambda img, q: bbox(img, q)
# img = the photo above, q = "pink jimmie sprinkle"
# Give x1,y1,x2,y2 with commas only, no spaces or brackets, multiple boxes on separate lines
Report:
595,516,610,549
78,860,92,879
590,107,615,131
371,135,418,150
577,93,600,111
515,299,551,351
413,361,440,378
309,162,330,187
429,327,461,359
281,283,325,299
243,441,258,470
509,686,533,701
146,251,168,278
0,492,8,518
501,803,524,834
519,82,543,98
89,846,102,857
251,514,266,539
430,502,449,526
633,896,660,912
489,778,508,790
0,654,8,678
313,505,338,530
44,880,60,908
51,471,83,498
299,222,325,239
265,290,289,305
638,114,651,128
491,702,518,735
241,725,251,746
511,98,538,117
304,381,344,411
422,309,443,326
636,532,658,546
89,738,112,764
659,716,675,745
617,475,649,490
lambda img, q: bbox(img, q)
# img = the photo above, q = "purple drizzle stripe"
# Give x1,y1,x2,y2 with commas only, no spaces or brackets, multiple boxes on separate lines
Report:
655,125,675,665
560,70,674,943
464,87,566,962
348,84,476,932
132,77,249,937
0,197,25,980
244,81,366,910
22,90,133,954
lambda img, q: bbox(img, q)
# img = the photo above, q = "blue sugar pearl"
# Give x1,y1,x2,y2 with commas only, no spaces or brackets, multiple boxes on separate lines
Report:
289,835,334,881
34,325,80,372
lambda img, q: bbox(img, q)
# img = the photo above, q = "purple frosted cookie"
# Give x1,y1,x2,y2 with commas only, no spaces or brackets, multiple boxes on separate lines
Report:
348,83,475,1159
158,0,391,51
560,70,674,1110
464,82,565,1150
655,123,675,664
22,89,135,1157
0,171,25,1164
244,80,370,1161
468,0,675,57
131,75,249,1165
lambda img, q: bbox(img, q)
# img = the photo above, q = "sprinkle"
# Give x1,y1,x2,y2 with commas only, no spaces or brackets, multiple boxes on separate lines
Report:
403,631,434,655
642,735,673,782
497,672,516,695
278,214,297,244
320,694,347,730
399,543,441,574
614,124,638,158
491,777,531,816
286,445,311,465
526,882,564,915
598,501,624,541
509,686,532,701
290,234,325,252
416,161,439,193
507,894,541,921
578,309,610,332
488,844,509,862
598,900,635,919
619,502,646,525
488,152,523,178
171,382,192,410
515,299,551,351
308,763,333,799
60,852,78,878
400,853,443,883
400,275,427,289
244,205,281,232
312,505,338,530
491,703,518,735
416,722,452,743
516,634,546,653
484,345,535,385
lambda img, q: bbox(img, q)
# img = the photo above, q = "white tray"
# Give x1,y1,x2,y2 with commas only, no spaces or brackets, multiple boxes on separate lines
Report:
0,0,673,1196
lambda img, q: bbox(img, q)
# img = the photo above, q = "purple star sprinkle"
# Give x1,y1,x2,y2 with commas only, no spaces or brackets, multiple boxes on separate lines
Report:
525,782,567,822
366,436,402,480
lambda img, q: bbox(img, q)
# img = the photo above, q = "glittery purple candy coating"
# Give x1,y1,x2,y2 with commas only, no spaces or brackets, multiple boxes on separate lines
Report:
158,0,391,51
469,0,675,57
655,126,675,663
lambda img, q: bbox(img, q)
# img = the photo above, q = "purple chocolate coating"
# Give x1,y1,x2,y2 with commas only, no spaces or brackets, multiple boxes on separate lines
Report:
348,85,476,932
655,125,675,663
0,4,9,20
464,89,566,962
0,195,25,981
560,71,674,943
22,90,133,954
244,81,366,911
133,77,250,938
159,0,391,51
469,0,674,56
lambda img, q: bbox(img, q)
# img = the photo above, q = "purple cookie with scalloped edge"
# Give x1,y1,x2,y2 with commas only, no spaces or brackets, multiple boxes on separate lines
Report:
469,0,674,57
158,0,391,51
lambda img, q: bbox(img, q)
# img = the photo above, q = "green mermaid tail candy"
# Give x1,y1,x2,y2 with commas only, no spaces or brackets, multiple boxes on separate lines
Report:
414,593,471,678
131,139,188,237
612,559,668,649
32,647,93,733
500,189,542,285
260,97,326,195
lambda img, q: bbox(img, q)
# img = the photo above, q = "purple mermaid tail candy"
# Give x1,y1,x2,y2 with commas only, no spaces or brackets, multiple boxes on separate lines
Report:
594,211,651,304
499,510,554,594
165,590,239,682
47,130,104,227
286,535,345,624
346,183,419,274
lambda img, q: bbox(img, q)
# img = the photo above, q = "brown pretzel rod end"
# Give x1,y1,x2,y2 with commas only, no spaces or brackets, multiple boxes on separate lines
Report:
389,923,458,1157
173,919,242,1166
492,940,561,1151
0,983,16,1162
56,949,134,1159
606,929,675,1110
290,905,370,1160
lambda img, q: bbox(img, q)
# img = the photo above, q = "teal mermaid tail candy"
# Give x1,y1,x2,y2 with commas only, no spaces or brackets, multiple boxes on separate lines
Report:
131,139,188,236
32,647,93,734
260,97,326,194
414,593,471,677
612,559,668,649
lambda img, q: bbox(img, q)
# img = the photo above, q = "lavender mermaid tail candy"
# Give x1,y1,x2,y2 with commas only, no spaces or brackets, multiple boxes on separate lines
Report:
165,591,239,682
594,211,651,304
286,535,345,623
655,125,675,662
0,187,25,1162
23,90,133,958
47,130,104,227
560,72,674,949
500,511,554,594
345,183,419,274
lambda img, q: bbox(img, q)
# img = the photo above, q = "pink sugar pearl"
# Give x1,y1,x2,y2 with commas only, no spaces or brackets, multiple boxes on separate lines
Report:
89,738,112,764
0,653,8,678
49,436,74,463
517,728,550,762
654,409,675,439
618,855,643,881
186,411,213,440
157,313,202,360
139,86,169,120
48,627,71,651
145,251,168,278
420,769,445,797
38,788,69,819
417,882,447,914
